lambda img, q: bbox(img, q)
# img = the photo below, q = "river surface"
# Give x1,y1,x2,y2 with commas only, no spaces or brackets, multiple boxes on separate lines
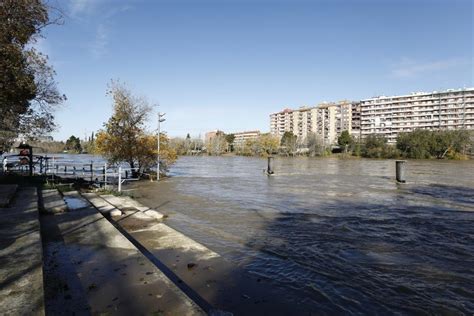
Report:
132,156,474,315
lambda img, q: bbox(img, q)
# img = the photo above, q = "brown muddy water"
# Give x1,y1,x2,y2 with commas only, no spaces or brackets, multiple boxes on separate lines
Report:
131,156,474,315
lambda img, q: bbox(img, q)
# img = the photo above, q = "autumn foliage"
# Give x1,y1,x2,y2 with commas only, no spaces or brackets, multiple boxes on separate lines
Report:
95,81,176,176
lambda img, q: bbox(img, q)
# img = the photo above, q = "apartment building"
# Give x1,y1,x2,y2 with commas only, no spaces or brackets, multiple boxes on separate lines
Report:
233,130,261,147
360,88,474,143
270,101,360,145
204,130,224,143
351,102,361,138
270,108,295,137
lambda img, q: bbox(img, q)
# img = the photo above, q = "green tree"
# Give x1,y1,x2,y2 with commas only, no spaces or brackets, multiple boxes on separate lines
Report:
280,131,298,156
0,0,65,151
397,129,472,159
362,134,387,158
338,130,353,153
65,135,82,153
225,133,235,152
306,132,324,157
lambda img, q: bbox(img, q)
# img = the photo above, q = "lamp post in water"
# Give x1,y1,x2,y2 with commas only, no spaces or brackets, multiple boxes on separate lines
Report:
157,112,166,181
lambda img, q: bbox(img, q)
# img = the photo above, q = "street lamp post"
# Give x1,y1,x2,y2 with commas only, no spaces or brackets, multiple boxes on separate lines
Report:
157,112,166,181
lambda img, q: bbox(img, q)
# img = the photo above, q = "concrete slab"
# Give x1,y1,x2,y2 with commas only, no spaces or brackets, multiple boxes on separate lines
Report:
101,194,164,220
81,193,122,217
62,191,90,210
43,203,203,315
41,189,67,214
0,184,18,207
84,194,309,314
0,187,44,315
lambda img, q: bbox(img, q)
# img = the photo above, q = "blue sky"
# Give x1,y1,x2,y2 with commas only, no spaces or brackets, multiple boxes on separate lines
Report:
41,0,473,141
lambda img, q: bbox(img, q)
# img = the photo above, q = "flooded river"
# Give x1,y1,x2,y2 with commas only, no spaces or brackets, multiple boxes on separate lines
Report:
133,156,474,314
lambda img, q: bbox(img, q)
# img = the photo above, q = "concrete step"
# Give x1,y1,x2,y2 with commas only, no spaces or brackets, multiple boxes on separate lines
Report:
85,193,308,315
40,189,67,214
0,184,18,207
0,187,45,315
41,197,204,315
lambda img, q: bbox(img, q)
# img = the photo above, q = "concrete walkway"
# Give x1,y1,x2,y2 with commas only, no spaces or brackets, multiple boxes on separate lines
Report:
0,184,18,207
41,189,67,214
0,187,45,315
41,201,204,315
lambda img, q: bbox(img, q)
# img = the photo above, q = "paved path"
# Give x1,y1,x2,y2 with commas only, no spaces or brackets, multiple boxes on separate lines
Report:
0,184,18,207
0,187,45,315
41,200,203,315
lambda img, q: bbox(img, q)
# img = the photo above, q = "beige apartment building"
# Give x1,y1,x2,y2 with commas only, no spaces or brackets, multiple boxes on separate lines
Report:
204,130,224,143
270,101,359,145
233,130,261,147
360,88,474,143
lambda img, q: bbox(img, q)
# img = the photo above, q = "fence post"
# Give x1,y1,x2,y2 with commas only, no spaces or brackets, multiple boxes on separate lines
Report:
118,166,122,192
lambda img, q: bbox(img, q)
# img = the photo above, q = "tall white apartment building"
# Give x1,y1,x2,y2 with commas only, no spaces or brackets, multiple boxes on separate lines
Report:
360,88,474,143
270,101,359,145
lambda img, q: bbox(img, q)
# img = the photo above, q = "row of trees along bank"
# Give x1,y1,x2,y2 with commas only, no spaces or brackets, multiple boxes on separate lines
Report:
171,129,473,160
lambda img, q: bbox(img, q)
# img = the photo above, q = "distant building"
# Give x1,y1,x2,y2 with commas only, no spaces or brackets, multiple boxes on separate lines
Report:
360,88,474,143
270,101,359,145
36,135,54,142
351,102,362,138
233,130,260,147
205,130,224,143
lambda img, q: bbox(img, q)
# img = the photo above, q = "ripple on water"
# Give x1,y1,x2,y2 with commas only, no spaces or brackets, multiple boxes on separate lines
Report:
151,157,474,314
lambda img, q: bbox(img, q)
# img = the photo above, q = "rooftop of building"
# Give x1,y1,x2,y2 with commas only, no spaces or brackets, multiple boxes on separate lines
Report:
234,130,261,135
361,87,474,102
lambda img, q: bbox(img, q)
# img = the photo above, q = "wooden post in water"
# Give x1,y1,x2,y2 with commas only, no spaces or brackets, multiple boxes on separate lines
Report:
396,160,406,183
267,156,274,175
90,162,94,182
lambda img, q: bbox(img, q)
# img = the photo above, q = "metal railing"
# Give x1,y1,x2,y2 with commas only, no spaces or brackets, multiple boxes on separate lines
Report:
2,157,155,192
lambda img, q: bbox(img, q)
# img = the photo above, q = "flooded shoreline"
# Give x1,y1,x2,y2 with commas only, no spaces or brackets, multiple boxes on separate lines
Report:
130,156,474,314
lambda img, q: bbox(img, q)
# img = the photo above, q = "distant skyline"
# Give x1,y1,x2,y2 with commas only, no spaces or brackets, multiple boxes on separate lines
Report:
41,0,473,141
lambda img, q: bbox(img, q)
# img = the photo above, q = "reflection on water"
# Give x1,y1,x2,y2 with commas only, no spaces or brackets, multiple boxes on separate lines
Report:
142,156,474,314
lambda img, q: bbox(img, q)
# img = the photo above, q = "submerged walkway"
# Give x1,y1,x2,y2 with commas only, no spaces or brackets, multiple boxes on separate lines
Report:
84,193,313,315
41,194,203,315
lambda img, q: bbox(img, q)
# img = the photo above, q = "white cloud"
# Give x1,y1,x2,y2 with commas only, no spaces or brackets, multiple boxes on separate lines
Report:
69,0,94,16
67,0,134,59
90,24,108,59
391,57,469,78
